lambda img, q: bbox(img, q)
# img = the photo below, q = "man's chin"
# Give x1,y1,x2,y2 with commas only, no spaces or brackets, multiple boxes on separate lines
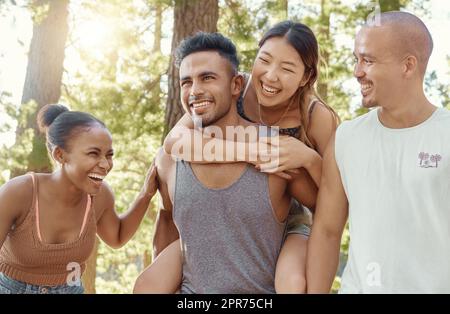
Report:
201,120,214,128
191,117,215,129
362,99,377,109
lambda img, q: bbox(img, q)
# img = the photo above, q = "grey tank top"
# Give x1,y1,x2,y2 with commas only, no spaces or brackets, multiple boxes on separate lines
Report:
173,160,286,294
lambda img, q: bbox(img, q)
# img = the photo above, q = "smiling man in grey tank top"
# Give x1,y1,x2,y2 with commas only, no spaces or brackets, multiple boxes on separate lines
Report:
152,32,317,293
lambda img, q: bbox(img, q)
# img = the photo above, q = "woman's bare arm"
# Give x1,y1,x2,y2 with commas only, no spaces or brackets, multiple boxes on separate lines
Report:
163,114,257,164
96,162,158,249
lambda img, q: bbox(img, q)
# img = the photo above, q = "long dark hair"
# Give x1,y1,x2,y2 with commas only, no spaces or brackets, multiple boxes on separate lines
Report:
259,20,339,147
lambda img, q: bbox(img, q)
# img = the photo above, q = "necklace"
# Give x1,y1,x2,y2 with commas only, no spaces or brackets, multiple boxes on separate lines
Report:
258,100,292,126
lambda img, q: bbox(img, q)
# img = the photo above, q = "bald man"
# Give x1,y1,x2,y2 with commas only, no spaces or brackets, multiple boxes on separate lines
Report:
306,11,450,293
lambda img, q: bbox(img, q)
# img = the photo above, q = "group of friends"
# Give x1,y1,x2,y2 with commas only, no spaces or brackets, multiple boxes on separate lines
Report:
0,11,449,294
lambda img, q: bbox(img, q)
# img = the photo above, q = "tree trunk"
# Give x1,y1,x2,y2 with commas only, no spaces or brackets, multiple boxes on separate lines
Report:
163,0,219,138
153,3,162,54
12,0,69,177
81,237,99,294
317,0,330,102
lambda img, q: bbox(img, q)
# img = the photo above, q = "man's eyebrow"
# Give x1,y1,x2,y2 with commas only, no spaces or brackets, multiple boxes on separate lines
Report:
180,71,218,81
199,71,218,77
354,51,376,59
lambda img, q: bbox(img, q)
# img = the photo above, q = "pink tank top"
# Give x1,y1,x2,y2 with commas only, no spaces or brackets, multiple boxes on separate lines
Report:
0,173,97,286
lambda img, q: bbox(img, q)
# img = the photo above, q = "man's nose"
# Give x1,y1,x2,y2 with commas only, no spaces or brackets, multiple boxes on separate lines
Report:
190,80,205,96
354,63,364,78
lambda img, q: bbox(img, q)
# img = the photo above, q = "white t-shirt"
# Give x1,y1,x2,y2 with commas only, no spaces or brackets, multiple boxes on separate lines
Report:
335,107,450,293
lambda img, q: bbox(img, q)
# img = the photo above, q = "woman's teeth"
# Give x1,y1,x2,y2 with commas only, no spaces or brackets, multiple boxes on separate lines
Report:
262,83,280,95
88,173,105,181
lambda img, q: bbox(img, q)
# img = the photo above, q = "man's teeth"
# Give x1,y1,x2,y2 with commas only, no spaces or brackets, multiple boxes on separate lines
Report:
88,173,105,180
192,101,212,108
361,83,372,91
262,83,280,94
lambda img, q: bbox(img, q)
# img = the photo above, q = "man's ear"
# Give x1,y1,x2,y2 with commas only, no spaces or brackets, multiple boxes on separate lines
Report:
51,146,65,165
403,55,418,78
231,73,244,97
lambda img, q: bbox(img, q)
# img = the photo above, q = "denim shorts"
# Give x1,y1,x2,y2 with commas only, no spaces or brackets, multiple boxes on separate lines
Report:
286,200,312,237
0,272,84,294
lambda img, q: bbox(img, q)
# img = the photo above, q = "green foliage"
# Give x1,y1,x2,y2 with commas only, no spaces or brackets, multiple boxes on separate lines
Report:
218,0,259,72
427,72,450,109
26,131,51,171
28,1,50,25
425,58,450,109
96,212,155,293
293,1,361,118
0,100,38,181
0,92,14,135
218,0,295,72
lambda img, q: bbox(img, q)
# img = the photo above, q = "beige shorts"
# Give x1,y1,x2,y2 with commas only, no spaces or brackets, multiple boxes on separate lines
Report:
286,200,312,237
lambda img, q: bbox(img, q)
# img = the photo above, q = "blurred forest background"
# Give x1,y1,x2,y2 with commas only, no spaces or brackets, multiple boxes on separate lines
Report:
0,0,448,293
